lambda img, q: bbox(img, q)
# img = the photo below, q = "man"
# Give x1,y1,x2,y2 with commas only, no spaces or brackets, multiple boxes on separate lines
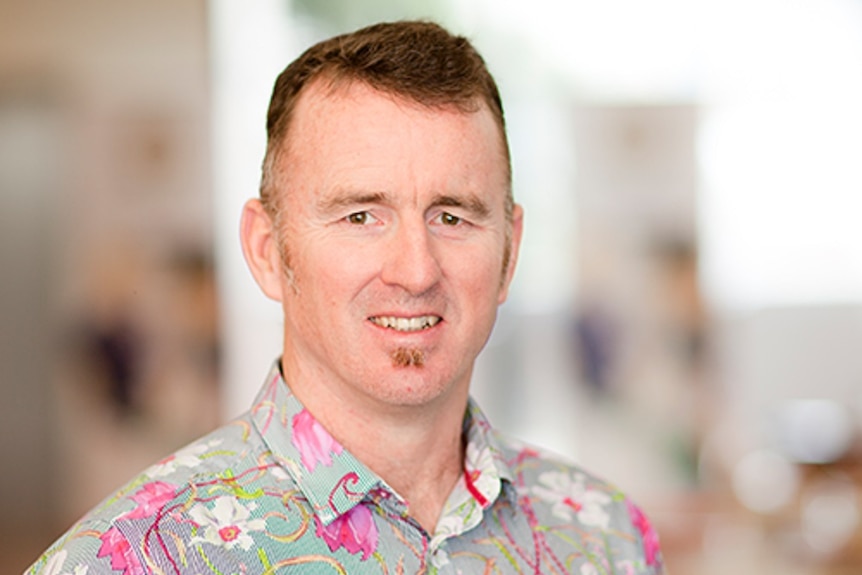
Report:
29,21,663,574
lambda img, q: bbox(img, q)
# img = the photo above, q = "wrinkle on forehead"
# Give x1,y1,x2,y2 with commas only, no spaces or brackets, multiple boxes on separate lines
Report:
281,81,509,177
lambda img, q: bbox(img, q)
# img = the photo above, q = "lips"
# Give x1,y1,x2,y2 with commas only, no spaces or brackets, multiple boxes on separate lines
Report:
368,315,441,332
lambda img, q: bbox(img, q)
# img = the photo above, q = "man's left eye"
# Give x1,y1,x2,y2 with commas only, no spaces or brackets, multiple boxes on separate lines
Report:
440,212,461,226
346,211,374,225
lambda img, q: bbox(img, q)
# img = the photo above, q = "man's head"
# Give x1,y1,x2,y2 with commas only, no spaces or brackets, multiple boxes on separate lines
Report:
259,20,512,228
241,21,522,413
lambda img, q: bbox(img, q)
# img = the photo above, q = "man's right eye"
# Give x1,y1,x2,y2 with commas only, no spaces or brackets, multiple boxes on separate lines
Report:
346,211,371,225
345,212,377,226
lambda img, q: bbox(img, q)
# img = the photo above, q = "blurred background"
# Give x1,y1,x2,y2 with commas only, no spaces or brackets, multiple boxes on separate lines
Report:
2,0,862,573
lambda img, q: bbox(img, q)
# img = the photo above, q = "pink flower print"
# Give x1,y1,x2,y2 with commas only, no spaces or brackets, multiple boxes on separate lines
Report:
315,503,379,560
626,500,662,567
97,527,144,575
122,481,177,519
291,409,343,472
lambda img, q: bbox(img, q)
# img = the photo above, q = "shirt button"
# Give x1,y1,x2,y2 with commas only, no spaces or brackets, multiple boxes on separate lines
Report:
430,547,450,568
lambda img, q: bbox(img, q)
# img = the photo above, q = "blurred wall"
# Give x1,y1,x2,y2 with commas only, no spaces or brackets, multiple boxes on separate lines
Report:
0,0,212,566
0,80,61,533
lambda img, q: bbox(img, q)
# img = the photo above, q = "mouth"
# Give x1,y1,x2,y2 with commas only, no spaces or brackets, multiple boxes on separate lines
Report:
368,315,441,332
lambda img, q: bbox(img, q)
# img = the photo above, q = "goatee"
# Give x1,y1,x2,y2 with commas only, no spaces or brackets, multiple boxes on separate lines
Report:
391,347,425,368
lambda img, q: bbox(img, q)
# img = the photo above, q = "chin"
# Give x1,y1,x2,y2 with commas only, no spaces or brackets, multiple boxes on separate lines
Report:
365,368,460,408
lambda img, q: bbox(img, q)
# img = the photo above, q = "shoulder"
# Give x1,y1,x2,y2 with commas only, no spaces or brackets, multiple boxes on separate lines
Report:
493,429,618,494
26,415,285,574
494,431,665,573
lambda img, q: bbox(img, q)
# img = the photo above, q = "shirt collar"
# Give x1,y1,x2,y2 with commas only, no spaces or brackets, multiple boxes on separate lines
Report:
249,360,517,525
249,362,384,525
462,398,518,506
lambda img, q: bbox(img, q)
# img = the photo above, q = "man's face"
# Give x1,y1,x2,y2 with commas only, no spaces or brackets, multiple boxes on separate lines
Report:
268,81,521,410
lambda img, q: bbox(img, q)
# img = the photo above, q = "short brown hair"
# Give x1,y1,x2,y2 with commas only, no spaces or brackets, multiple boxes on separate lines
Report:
260,20,511,219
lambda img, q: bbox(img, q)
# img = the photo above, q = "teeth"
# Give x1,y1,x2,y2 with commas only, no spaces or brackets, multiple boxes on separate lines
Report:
370,315,441,332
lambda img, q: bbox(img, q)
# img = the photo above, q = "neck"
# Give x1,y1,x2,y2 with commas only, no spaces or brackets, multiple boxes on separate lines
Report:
347,407,465,532
283,362,469,533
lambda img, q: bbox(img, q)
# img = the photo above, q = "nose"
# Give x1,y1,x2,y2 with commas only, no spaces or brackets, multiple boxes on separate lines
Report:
380,218,442,295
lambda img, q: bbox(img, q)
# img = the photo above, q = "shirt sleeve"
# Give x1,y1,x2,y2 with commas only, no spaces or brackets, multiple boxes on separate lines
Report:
26,531,116,575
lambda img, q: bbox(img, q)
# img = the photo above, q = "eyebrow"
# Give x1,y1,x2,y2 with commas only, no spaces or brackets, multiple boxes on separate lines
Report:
318,191,388,213
430,193,491,219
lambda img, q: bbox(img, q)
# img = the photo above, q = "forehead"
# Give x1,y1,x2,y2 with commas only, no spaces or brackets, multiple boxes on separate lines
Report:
277,81,510,201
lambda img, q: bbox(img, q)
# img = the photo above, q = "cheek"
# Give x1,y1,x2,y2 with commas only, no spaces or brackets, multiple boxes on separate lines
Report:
296,245,378,309
447,246,506,300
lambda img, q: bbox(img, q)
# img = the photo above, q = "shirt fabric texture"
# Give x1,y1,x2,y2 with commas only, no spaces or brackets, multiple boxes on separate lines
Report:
28,361,664,574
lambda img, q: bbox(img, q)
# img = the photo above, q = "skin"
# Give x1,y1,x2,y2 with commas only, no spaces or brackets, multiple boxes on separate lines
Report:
241,80,523,532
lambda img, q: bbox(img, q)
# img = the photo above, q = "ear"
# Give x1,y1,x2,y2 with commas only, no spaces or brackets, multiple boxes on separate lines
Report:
497,203,524,304
240,199,285,302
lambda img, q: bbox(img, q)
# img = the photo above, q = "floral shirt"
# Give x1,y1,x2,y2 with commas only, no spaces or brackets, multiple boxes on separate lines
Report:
28,362,663,575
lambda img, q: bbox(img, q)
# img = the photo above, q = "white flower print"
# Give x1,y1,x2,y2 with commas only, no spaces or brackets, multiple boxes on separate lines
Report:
43,550,88,575
189,496,267,551
531,471,612,529
146,439,222,477
580,563,599,575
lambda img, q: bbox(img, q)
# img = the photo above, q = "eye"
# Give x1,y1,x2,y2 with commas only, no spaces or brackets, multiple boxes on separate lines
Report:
440,212,461,226
346,211,374,225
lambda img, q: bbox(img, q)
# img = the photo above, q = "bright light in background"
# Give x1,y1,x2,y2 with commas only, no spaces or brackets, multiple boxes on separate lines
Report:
773,399,855,465
698,0,862,311
732,449,800,514
470,0,699,101
473,0,862,311
209,0,303,417
801,477,860,555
